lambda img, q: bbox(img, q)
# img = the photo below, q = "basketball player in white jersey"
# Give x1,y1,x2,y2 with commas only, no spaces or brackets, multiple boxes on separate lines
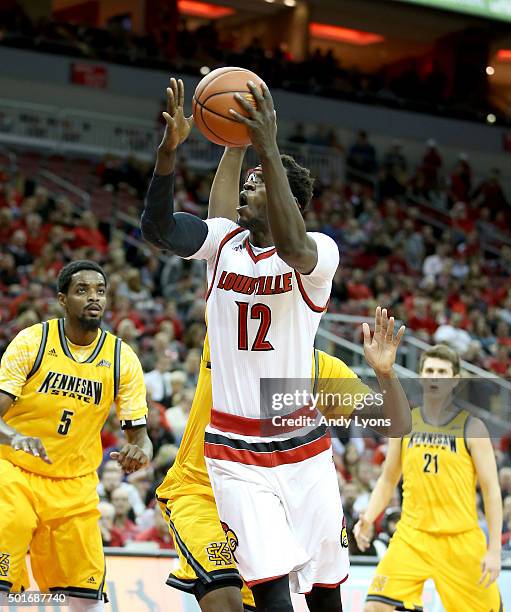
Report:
141,77,412,612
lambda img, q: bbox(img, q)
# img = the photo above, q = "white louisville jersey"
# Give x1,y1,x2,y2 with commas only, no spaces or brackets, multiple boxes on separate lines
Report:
188,217,339,426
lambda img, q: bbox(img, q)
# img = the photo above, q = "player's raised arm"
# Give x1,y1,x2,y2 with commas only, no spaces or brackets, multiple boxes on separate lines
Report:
230,82,318,273
141,78,209,257
209,146,248,220
361,306,412,437
467,419,502,587
354,437,402,551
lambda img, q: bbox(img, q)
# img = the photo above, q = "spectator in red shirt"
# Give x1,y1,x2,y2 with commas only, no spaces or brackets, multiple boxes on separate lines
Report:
421,139,443,191
72,210,108,254
111,487,140,542
347,269,373,301
135,506,174,549
0,208,16,245
22,212,47,257
448,158,472,204
487,345,511,376
98,501,126,547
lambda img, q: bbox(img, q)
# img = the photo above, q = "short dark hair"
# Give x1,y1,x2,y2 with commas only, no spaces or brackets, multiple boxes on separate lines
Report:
57,260,107,294
281,154,314,212
419,344,460,376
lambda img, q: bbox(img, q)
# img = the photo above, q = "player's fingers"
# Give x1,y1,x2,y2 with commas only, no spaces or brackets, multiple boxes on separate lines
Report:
166,86,175,116
35,439,52,464
229,109,251,124
374,306,381,335
394,325,406,345
162,112,176,129
478,566,488,586
386,316,395,341
109,451,119,460
177,78,184,108
260,82,274,108
247,81,265,106
486,570,498,586
170,78,179,109
362,322,371,345
233,93,257,117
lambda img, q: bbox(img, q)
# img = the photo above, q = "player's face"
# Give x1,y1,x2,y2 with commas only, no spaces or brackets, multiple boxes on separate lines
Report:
419,357,459,398
59,270,107,331
237,168,268,231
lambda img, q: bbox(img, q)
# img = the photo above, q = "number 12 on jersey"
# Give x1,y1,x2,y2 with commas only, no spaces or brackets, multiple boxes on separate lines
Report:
236,302,274,351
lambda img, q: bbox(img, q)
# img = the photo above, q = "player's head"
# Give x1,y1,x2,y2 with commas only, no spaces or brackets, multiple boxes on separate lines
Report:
57,260,108,331
419,344,460,399
237,155,314,232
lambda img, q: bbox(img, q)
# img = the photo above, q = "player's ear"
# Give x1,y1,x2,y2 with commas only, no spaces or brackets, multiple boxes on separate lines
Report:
57,292,66,310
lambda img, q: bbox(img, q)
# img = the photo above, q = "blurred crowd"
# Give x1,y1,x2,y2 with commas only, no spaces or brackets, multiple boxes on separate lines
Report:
0,2,503,125
1,127,511,552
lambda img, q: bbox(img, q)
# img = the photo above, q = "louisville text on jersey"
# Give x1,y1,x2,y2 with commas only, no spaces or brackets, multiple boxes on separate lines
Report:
37,371,103,404
217,271,293,296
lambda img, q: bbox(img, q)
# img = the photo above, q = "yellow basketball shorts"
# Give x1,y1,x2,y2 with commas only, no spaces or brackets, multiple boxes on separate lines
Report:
0,459,107,601
157,487,256,610
366,521,503,612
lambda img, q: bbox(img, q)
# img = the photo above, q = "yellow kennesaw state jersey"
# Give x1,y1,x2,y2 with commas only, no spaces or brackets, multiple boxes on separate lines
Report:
400,406,478,534
0,318,148,478
156,335,371,499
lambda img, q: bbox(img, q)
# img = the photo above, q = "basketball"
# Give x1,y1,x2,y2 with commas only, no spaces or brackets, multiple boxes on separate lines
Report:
192,67,266,147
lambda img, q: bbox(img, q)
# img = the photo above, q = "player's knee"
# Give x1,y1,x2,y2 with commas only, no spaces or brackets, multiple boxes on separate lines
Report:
305,585,342,612
251,576,293,612
364,602,395,612
198,585,243,612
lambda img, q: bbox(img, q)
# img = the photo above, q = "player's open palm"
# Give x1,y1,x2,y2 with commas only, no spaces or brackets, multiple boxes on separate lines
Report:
159,77,193,154
363,307,405,375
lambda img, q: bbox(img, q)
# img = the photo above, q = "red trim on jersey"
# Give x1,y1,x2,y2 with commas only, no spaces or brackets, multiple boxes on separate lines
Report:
211,404,318,436
206,227,245,301
303,575,349,594
244,238,276,263
244,574,288,588
294,271,330,313
204,434,331,467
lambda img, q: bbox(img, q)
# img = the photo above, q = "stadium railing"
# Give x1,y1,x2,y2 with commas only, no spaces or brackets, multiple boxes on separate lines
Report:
320,313,511,432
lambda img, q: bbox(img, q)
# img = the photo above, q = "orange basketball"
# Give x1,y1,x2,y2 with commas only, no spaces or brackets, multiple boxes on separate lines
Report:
192,67,266,147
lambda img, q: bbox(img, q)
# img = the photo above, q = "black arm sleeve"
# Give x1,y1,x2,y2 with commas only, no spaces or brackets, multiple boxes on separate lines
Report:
141,173,209,257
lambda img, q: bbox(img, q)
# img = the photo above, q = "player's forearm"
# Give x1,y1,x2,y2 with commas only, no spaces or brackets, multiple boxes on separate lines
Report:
155,148,177,176
0,393,16,445
0,418,18,445
374,370,412,437
363,475,398,523
481,482,503,552
141,164,208,256
259,146,316,269
209,147,246,220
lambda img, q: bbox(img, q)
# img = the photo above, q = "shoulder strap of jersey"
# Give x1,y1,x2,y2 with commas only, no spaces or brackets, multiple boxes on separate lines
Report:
26,321,49,380
113,337,122,399
312,348,320,395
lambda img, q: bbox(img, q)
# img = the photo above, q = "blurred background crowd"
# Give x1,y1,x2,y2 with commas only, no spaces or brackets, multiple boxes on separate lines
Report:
1,124,511,553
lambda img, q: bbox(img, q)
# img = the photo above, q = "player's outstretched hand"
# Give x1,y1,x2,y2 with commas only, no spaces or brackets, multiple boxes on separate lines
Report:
363,306,406,376
230,82,277,157
110,444,150,474
159,77,193,154
353,514,372,552
10,433,51,464
479,548,501,587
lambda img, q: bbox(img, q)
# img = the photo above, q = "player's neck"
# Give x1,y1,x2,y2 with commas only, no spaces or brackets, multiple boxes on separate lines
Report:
249,228,273,248
422,397,454,425
63,318,100,346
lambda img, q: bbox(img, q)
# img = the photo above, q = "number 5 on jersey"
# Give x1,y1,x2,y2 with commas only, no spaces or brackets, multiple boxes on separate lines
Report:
58,409,74,436
236,302,274,351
